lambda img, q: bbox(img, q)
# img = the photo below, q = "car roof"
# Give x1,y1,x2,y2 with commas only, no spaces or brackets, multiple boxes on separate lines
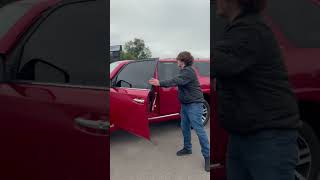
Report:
159,58,210,62
118,58,210,63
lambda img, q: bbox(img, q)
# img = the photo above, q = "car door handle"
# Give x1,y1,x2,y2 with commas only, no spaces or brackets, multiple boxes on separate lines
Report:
133,98,145,104
74,118,109,131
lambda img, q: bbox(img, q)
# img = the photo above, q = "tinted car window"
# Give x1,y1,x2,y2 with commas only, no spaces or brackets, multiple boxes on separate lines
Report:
194,61,210,77
266,0,320,48
158,62,179,81
116,60,156,89
17,1,108,87
0,1,35,39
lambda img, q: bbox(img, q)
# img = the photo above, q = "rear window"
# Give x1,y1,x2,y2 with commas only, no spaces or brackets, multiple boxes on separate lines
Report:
158,62,179,81
194,61,210,77
0,1,36,40
266,0,320,48
158,61,210,80
212,0,320,48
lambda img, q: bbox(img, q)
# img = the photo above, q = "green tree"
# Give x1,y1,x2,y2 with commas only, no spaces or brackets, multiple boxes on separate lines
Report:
120,38,152,60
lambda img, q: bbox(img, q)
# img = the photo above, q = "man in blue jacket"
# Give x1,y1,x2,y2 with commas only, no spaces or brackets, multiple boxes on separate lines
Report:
149,51,210,172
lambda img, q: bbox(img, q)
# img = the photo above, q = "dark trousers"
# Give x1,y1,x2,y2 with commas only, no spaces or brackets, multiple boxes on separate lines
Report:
227,129,299,180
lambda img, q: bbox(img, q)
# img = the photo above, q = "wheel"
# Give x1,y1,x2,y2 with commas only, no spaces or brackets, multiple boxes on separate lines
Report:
295,122,320,180
190,100,210,129
201,100,210,126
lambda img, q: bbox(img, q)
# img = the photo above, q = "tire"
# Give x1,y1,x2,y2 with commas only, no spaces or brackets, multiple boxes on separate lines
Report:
295,122,320,180
202,100,210,126
189,100,210,129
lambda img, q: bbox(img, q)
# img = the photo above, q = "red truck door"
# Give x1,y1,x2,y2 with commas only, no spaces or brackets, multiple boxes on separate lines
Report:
156,61,181,115
0,1,109,179
110,60,158,139
110,88,150,139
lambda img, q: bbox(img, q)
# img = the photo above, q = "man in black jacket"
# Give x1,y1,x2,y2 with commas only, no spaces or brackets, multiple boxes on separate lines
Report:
213,0,302,179
149,51,210,172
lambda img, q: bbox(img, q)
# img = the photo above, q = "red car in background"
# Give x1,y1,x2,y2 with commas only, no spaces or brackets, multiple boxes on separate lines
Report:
211,0,320,180
109,59,211,139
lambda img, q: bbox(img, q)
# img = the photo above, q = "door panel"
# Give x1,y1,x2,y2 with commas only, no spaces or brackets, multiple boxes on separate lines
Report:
159,87,180,115
157,62,181,115
110,88,150,140
0,83,108,180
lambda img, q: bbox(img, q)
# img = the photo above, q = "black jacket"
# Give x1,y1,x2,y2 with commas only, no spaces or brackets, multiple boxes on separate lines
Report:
160,65,205,104
212,12,302,134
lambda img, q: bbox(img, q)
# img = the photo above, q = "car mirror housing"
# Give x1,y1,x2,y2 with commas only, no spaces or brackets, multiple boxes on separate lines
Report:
116,80,132,88
17,59,70,83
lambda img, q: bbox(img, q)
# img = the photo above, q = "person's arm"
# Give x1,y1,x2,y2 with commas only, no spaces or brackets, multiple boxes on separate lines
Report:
159,68,192,87
212,25,261,78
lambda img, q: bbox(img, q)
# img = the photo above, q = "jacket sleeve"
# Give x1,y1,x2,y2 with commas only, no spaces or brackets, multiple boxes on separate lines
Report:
159,68,192,87
212,25,261,78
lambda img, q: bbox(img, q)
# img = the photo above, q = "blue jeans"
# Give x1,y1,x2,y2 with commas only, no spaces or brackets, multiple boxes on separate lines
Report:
227,129,299,180
180,103,210,158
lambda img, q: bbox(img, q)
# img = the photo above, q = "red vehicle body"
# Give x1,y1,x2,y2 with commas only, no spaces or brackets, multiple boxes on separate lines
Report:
0,1,210,179
109,59,211,139
1,0,319,180
0,1,109,179
211,1,320,180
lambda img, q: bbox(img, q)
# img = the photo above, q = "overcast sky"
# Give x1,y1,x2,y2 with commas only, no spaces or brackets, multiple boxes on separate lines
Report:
110,0,210,59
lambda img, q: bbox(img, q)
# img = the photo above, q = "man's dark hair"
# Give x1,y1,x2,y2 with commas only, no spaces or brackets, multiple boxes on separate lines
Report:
177,51,194,66
236,0,267,13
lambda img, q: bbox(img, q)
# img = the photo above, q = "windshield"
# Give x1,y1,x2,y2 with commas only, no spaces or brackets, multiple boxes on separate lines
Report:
110,61,122,74
194,61,210,77
0,1,36,40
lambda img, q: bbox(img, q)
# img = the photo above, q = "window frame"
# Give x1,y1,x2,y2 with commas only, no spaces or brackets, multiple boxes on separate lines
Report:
0,0,36,41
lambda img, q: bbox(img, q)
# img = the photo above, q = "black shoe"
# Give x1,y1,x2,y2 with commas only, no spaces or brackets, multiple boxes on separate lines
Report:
204,157,210,172
176,148,192,156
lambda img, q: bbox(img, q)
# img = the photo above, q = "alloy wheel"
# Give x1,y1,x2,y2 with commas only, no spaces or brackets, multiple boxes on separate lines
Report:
295,135,312,180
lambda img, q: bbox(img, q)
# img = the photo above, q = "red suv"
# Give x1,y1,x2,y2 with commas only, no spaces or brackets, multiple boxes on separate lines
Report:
211,1,320,180
0,1,109,179
110,58,210,139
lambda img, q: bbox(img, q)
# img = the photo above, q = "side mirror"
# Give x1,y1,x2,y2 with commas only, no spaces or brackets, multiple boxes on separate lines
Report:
116,80,132,88
17,59,69,83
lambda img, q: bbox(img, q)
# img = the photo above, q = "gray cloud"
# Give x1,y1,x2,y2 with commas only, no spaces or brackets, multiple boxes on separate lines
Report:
111,0,210,58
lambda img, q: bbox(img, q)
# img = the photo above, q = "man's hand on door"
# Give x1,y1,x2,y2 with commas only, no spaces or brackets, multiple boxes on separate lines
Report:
149,78,160,86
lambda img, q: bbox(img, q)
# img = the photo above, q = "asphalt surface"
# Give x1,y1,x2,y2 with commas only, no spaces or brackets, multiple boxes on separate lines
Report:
110,120,210,180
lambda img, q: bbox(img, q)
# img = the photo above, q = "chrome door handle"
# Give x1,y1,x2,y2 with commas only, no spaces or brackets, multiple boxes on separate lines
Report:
133,98,145,104
74,118,109,131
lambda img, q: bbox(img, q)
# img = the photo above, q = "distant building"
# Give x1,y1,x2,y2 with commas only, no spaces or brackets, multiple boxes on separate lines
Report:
110,45,122,63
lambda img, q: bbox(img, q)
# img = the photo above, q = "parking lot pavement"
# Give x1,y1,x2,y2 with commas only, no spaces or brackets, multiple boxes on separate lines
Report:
110,120,210,180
